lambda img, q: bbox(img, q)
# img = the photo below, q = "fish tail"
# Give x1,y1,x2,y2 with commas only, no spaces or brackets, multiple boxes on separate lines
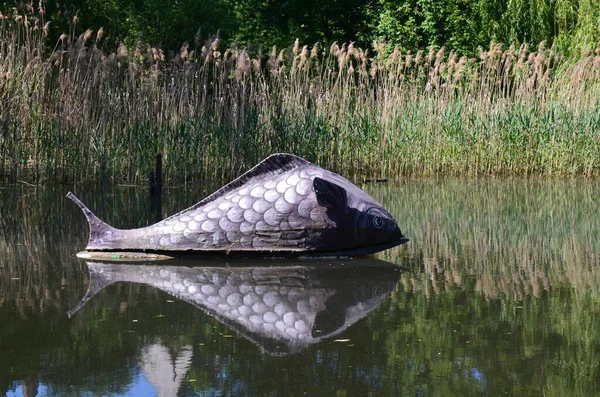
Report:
67,263,118,317
67,192,118,247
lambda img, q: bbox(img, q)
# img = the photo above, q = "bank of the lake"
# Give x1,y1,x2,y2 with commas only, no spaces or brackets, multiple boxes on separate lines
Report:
1,7,599,185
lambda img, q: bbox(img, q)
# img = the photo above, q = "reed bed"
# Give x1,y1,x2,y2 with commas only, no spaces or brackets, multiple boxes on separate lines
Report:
1,7,600,184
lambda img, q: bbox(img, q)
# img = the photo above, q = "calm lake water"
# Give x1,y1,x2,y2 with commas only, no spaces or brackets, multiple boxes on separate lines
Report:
2,179,600,396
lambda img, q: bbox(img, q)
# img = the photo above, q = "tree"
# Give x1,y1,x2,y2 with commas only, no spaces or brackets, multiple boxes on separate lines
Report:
51,0,236,50
224,0,376,50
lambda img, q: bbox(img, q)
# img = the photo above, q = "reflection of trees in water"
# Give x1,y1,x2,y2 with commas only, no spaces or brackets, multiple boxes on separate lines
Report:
0,187,87,289
0,279,214,396
140,344,193,397
376,276,600,396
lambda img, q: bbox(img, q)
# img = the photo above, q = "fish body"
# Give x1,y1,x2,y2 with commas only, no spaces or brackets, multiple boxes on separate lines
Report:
68,260,402,355
68,153,407,256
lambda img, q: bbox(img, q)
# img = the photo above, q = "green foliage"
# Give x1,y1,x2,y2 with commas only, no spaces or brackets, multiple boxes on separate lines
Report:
223,0,374,49
367,0,421,51
2,0,598,58
369,0,600,56
48,0,236,49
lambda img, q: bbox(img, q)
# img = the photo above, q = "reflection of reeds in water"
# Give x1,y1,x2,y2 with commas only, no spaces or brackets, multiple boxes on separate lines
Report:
3,180,600,308
370,179,600,299
2,181,600,396
368,180,600,397
0,185,166,316
0,187,87,316
1,8,600,183
4,179,600,306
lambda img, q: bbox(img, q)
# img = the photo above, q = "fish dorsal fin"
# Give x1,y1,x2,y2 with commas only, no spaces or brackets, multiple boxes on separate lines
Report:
165,153,314,220
314,177,348,210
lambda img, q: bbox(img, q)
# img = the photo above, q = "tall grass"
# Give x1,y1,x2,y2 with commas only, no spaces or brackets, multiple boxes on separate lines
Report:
1,7,599,184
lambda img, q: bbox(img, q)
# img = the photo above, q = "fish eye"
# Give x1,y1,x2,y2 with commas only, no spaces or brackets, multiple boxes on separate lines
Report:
372,216,384,228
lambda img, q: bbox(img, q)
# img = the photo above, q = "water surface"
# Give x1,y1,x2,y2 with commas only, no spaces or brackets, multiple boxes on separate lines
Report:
1,179,600,396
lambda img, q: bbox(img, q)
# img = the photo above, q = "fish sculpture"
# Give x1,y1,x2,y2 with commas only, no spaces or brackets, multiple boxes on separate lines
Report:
68,259,403,355
68,153,407,257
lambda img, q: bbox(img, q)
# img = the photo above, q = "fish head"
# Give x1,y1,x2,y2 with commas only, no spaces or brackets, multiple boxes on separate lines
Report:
313,176,405,252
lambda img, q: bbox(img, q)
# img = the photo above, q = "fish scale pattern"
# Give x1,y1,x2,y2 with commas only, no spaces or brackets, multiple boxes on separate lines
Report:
72,153,403,254
141,166,330,250
142,267,333,345
70,262,401,354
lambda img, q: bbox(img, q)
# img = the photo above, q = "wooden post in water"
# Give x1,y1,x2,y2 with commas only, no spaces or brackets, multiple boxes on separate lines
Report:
149,153,163,222
154,153,162,197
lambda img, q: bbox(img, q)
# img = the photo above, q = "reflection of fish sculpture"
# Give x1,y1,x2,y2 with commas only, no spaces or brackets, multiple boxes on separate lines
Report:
68,259,403,355
68,153,407,257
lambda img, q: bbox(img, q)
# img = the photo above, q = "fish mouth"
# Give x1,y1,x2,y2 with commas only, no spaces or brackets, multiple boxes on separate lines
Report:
308,237,409,257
